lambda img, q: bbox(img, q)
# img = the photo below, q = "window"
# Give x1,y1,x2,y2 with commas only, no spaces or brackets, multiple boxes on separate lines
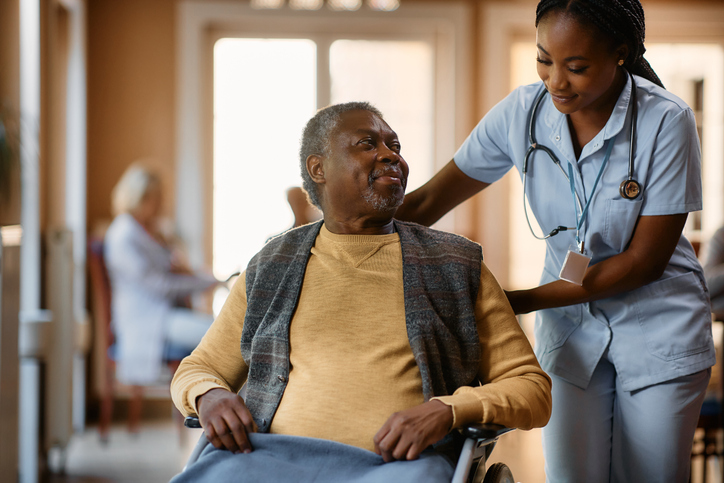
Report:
212,36,436,283
176,2,472,284
213,38,317,280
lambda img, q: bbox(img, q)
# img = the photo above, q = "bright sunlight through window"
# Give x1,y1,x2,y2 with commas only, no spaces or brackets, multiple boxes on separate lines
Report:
212,37,435,315
213,38,317,283
330,39,434,193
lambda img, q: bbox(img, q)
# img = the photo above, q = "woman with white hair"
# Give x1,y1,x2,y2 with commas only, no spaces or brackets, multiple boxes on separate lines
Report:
104,163,219,391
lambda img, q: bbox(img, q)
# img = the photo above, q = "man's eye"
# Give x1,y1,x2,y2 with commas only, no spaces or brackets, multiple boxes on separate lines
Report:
391,144,401,153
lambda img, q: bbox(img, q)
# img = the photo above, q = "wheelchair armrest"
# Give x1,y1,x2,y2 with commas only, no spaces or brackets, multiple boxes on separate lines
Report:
184,416,202,428
459,423,514,441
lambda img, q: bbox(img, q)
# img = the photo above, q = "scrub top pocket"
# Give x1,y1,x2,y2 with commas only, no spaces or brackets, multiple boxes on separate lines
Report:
535,304,583,353
603,198,643,252
633,271,712,361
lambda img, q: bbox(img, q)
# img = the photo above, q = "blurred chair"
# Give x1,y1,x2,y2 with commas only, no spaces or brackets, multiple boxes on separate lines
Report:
87,236,185,440
691,319,724,483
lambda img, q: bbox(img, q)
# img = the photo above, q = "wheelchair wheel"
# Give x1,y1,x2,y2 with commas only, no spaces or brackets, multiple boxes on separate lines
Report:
482,462,514,483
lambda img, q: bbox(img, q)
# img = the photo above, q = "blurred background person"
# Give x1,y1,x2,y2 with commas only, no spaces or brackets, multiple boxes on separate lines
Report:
705,226,724,320
286,186,321,228
104,163,219,418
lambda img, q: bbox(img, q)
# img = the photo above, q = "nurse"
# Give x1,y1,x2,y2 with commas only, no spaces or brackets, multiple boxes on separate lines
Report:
395,0,715,481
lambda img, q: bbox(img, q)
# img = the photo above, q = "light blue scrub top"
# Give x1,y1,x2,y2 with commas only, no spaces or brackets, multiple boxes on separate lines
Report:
455,74,715,391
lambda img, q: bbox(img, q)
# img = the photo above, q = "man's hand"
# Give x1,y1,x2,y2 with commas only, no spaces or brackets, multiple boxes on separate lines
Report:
373,400,453,462
197,388,258,454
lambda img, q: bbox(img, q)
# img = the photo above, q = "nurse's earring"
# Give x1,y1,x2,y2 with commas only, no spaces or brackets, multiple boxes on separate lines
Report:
618,59,624,66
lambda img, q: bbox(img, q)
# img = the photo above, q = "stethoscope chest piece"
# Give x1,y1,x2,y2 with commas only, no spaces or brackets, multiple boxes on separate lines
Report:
619,179,641,200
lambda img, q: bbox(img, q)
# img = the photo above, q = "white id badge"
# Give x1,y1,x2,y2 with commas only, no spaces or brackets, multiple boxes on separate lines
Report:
559,245,591,285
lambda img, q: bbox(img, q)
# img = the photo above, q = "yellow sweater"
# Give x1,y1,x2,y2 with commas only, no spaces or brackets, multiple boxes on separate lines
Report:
171,225,551,452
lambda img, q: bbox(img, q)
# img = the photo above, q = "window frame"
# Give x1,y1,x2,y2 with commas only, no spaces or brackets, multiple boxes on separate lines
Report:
175,0,473,268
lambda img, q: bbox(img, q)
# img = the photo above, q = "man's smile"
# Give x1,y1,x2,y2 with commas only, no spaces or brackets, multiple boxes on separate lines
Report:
370,167,406,188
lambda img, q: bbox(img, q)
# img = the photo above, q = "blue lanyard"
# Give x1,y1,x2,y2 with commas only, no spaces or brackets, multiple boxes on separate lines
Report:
567,134,617,249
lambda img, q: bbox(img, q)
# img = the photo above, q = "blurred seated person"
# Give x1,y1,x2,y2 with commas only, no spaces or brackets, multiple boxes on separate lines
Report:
705,226,724,320
265,186,322,242
170,102,552,482
105,163,219,388
287,186,321,227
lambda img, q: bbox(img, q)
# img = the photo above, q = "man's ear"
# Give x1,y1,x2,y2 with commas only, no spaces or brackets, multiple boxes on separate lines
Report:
306,155,326,185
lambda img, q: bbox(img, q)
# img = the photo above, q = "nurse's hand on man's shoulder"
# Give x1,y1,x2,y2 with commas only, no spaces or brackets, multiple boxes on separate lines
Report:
505,289,528,315
197,388,258,454
505,290,522,315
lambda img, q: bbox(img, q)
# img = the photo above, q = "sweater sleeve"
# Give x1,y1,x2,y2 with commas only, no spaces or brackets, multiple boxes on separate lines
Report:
432,262,552,430
170,272,250,416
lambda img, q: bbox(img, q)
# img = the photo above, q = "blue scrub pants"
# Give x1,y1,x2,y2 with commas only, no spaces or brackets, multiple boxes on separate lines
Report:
543,350,710,483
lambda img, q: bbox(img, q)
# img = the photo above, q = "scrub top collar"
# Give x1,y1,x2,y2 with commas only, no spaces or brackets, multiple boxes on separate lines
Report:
543,73,634,164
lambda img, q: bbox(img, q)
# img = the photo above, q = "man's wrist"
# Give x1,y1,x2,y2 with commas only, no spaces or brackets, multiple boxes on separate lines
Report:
196,387,227,415
188,381,229,415
429,399,454,431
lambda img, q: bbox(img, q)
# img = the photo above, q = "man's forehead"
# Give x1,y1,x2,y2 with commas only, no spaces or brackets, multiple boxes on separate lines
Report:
337,110,395,136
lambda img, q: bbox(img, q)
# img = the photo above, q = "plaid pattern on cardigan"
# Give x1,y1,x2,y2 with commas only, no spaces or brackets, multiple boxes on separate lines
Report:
241,220,482,433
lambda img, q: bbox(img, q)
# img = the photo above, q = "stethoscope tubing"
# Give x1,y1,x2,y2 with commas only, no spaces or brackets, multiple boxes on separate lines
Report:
522,70,639,241
522,87,583,240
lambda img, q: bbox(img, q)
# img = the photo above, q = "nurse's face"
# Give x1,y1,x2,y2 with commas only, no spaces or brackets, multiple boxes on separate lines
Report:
536,11,628,117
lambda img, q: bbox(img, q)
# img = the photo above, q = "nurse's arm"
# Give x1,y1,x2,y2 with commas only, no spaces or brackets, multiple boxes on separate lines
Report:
395,159,490,227
506,213,688,314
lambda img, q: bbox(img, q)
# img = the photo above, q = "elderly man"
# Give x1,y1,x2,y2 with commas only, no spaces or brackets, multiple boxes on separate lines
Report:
170,102,551,482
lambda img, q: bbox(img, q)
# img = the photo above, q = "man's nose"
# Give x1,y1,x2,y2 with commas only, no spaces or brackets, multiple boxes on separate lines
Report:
379,145,401,163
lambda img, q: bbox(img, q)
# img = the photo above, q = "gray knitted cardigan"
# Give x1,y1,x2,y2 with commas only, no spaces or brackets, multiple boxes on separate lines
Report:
241,220,482,433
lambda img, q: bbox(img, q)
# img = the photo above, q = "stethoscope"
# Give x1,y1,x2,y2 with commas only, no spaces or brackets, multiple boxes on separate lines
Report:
522,70,642,241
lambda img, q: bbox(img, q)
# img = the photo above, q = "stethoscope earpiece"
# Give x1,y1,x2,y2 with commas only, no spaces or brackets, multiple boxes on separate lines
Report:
619,179,641,200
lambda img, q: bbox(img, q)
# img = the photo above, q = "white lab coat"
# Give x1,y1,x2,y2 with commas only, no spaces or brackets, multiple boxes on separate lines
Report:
104,213,217,385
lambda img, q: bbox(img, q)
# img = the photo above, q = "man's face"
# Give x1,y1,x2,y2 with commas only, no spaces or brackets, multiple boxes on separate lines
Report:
321,110,409,219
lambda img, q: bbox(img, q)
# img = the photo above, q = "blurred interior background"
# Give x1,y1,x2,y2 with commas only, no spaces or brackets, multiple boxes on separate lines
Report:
0,0,723,482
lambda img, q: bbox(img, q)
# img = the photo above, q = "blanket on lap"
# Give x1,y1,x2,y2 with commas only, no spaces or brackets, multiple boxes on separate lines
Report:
171,433,455,483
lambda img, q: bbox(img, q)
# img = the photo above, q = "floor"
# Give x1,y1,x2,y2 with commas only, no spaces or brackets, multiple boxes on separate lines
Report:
44,420,204,483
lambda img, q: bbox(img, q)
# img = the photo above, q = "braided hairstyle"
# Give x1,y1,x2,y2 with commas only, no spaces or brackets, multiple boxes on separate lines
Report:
535,0,664,88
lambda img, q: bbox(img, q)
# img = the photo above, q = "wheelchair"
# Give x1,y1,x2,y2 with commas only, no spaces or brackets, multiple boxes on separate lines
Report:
182,416,515,483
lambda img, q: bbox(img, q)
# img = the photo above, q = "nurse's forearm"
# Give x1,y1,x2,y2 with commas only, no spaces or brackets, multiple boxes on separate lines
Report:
507,213,688,314
395,160,489,226
507,259,643,313
508,264,641,314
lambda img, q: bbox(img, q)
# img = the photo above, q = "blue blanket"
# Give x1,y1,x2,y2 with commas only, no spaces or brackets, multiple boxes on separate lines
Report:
171,433,455,482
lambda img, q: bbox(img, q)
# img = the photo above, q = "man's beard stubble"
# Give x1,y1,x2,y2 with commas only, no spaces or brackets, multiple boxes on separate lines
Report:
363,170,406,212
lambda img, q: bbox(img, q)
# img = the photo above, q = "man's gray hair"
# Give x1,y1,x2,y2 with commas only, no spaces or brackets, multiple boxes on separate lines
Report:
299,102,384,209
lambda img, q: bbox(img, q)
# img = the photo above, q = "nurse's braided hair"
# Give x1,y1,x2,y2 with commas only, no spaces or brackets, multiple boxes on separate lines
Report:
535,0,664,88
